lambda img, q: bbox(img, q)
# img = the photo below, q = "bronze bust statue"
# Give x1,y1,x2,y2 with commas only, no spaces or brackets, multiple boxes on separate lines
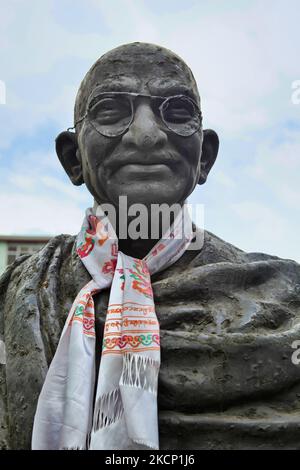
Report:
1,42,300,450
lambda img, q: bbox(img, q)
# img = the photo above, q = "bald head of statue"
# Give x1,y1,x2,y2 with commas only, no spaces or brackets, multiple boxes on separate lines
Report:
56,42,219,208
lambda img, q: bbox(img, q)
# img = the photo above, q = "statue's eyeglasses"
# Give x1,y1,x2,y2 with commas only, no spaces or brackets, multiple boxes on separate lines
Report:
69,91,202,138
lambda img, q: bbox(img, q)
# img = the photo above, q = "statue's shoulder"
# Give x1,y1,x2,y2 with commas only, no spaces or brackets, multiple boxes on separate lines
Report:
179,229,300,303
177,228,300,295
0,233,80,332
0,234,76,303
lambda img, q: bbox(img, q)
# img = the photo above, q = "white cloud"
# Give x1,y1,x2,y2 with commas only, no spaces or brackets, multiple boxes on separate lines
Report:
1,149,91,235
245,131,300,209
40,175,88,203
9,174,36,191
229,200,299,262
232,201,286,243
0,192,85,235
211,170,236,189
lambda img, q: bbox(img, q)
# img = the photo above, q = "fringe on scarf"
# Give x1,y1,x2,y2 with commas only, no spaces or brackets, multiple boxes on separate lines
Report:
60,432,92,450
92,388,124,433
61,446,85,450
133,438,159,450
91,354,159,435
120,352,160,394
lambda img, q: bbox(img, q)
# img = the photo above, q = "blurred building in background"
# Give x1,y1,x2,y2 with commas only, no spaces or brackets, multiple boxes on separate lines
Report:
0,235,51,275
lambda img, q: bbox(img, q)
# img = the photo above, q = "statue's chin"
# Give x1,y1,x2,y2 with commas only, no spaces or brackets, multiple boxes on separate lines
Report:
105,180,186,208
99,166,185,207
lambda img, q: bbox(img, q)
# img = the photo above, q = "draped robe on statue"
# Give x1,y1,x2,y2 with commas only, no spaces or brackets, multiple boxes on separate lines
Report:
1,229,300,449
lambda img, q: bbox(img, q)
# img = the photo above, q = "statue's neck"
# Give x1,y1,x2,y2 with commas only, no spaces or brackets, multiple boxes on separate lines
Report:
93,199,185,259
118,237,158,259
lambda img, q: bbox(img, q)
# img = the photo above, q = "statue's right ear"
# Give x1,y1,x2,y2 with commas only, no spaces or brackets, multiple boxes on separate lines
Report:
55,131,84,186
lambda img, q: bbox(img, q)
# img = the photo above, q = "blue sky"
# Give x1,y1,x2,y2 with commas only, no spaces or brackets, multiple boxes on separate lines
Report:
0,0,299,261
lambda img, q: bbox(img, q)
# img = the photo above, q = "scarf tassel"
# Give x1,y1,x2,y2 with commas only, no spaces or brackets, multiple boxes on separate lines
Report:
120,352,160,394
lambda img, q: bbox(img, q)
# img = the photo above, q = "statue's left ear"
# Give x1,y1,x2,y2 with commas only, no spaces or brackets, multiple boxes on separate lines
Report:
198,129,219,185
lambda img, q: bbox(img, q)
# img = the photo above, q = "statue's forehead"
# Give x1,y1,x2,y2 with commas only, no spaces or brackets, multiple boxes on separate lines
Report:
87,73,198,101
86,46,198,93
91,47,194,77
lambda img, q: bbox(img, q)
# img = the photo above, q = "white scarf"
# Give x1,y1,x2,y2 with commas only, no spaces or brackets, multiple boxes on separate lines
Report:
32,204,193,450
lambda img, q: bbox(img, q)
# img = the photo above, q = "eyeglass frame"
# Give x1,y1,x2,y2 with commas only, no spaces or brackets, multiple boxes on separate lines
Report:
68,91,203,137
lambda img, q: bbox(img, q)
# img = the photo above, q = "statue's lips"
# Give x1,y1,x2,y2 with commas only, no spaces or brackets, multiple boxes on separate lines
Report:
115,163,173,177
119,162,170,170
107,153,181,176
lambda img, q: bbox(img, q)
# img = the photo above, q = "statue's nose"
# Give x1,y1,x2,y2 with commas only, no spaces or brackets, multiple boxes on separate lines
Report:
122,102,167,149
